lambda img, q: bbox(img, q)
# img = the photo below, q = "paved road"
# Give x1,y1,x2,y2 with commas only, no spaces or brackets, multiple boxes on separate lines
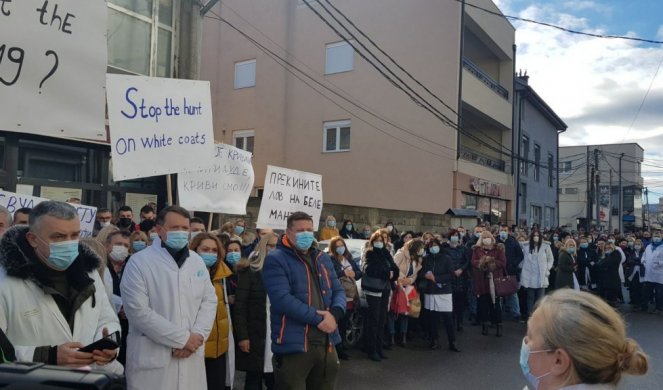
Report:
335,307,663,390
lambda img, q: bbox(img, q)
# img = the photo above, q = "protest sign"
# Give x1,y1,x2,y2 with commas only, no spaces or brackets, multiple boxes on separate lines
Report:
178,144,254,215
0,190,97,237
106,75,215,181
0,0,107,140
256,166,323,230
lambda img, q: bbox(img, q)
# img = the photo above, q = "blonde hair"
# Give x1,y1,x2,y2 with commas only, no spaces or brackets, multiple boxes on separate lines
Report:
129,231,148,253
82,238,108,281
249,232,279,272
95,225,119,245
479,230,496,246
535,289,648,385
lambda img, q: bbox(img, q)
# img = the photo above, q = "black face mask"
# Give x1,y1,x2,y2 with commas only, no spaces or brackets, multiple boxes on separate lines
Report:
118,217,133,228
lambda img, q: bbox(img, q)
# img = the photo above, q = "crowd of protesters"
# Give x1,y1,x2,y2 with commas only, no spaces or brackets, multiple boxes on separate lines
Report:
0,202,658,389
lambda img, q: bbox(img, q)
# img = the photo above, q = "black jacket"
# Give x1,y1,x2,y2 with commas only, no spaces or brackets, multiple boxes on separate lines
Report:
597,251,622,289
625,249,644,278
576,247,597,285
417,252,453,295
442,244,470,292
0,328,15,362
363,248,398,293
497,235,524,276
332,255,363,281
233,264,268,373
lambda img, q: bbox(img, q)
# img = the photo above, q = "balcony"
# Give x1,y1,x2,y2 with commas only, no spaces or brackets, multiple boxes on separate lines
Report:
460,146,506,172
463,58,508,99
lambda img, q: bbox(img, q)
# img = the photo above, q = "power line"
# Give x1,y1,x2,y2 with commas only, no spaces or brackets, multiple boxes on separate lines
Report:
459,0,663,45
621,56,663,142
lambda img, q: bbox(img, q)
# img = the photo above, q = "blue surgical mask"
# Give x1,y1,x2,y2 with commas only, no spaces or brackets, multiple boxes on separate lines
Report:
363,230,371,238
634,245,642,251
567,247,576,254
605,250,613,255
190,231,201,241
132,241,147,251
579,243,588,249
39,238,79,271
295,231,315,251
653,237,662,244
553,236,559,241
226,251,241,265
235,226,245,235
474,232,481,239
608,239,615,244
327,221,336,228
200,252,218,267
627,242,634,248
429,246,440,254
335,246,346,256
499,231,508,240
166,231,189,250
450,236,459,244
519,339,552,390
149,232,159,241
346,224,353,231
373,241,384,249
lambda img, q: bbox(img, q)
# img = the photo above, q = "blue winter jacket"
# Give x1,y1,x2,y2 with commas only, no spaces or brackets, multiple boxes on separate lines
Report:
263,235,346,355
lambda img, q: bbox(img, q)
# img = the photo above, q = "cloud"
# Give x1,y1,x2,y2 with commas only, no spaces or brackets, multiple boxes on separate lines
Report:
658,25,663,40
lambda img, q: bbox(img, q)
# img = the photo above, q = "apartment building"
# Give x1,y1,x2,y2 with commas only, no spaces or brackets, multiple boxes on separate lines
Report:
559,144,644,232
201,0,515,229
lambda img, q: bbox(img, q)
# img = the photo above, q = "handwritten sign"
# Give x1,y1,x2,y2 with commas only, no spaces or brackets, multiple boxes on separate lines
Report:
178,144,255,215
106,75,216,181
0,0,107,140
256,165,323,230
0,190,97,237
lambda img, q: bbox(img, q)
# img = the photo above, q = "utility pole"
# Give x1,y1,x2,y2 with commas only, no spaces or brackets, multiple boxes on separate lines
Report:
608,169,612,232
645,187,649,231
594,149,600,229
618,153,625,234
586,146,591,232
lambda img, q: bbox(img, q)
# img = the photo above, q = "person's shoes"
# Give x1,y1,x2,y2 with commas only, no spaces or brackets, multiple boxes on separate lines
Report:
378,351,389,360
481,323,489,336
337,350,350,360
653,310,663,315
496,324,503,337
430,339,441,350
647,308,656,314
368,352,381,362
449,343,461,352
401,334,407,347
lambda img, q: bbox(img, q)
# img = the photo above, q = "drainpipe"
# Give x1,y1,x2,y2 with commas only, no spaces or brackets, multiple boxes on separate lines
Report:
512,44,519,227
456,0,466,161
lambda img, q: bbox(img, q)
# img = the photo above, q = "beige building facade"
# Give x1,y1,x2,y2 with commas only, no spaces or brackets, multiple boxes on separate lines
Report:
201,0,515,230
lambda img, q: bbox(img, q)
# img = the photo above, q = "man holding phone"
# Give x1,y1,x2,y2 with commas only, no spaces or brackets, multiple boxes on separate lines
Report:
0,201,122,373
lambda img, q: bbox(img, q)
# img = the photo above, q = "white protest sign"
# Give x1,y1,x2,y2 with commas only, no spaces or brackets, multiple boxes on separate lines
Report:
0,190,97,238
256,165,323,230
0,0,107,140
106,75,215,181
178,144,255,215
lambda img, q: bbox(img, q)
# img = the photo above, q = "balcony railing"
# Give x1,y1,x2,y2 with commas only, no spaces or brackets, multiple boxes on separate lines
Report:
460,146,506,172
462,58,509,100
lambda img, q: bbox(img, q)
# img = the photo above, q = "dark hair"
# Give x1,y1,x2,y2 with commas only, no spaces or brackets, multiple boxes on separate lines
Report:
156,205,191,226
118,205,133,213
286,211,313,229
427,237,442,249
447,228,459,239
342,220,354,231
529,229,542,253
225,239,243,253
407,238,425,265
15,207,31,215
140,205,155,215
97,208,111,214
107,230,131,244
402,231,415,239
189,232,226,269
190,217,205,225
500,224,510,231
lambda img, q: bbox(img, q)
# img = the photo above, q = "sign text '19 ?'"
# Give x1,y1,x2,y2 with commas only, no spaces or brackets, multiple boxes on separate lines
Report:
106,75,215,181
257,165,323,230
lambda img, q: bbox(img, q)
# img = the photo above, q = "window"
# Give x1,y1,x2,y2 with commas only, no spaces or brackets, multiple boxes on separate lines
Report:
565,188,578,195
234,59,257,89
548,153,554,187
534,144,541,182
463,194,477,210
323,121,351,152
233,130,255,153
520,182,527,213
544,207,555,229
325,41,354,74
520,136,529,176
559,161,572,174
107,0,176,77
531,206,542,226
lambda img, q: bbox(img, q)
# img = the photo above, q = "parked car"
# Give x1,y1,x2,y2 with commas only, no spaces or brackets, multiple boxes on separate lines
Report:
318,239,368,349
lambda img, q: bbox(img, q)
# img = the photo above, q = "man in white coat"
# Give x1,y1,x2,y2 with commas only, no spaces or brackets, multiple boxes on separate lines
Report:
0,201,122,373
121,205,217,390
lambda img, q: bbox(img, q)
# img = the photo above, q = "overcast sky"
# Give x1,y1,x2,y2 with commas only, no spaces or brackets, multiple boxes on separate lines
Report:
492,0,663,203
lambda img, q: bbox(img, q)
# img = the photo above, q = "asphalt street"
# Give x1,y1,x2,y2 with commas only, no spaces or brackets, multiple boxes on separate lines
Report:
335,307,663,390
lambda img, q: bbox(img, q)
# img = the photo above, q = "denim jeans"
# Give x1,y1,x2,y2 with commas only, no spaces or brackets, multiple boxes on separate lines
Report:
525,288,546,317
503,293,520,319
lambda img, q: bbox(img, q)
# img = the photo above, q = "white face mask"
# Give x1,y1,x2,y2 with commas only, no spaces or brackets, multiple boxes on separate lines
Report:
482,238,492,246
109,245,129,263
533,236,540,243
100,221,111,227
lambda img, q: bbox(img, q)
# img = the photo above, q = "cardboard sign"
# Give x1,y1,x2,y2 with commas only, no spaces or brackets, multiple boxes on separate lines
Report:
178,144,255,215
256,165,323,230
0,0,107,140
106,75,215,181
0,190,96,237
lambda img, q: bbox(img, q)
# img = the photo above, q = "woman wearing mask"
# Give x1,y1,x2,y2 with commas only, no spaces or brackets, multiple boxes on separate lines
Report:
190,233,233,390
418,238,460,352
625,239,645,309
471,231,506,337
104,230,131,365
340,220,361,239
555,239,578,290
548,232,562,292
385,221,399,244
391,238,425,346
319,215,339,241
576,236,596,290
597,242,622,307
233,233,278,390
129,231,149,254
444,229,469,332
520,230,554,318
520,289,648,390
363,232,399,362
361,225,373,240
394,231,415,252
640,233,663,314
225,240,244,305
329,236,362,360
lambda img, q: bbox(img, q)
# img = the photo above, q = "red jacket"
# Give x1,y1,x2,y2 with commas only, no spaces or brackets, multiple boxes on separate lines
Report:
471,244,507,296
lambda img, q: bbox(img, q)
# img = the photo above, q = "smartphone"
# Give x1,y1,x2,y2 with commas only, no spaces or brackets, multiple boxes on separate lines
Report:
79,332,120,353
